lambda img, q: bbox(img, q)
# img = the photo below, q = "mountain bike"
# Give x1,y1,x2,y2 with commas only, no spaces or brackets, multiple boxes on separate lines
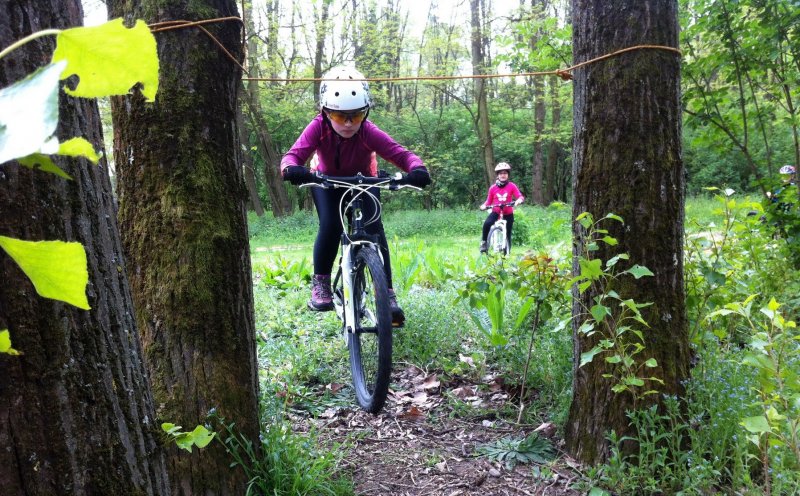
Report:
299,171,421,413
485,202,516,256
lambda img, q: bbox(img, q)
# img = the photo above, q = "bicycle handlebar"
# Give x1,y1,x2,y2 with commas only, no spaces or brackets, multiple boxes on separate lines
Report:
298,171,421,191
484,202,517,209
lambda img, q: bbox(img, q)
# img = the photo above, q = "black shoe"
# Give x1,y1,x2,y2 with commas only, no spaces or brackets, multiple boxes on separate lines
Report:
388,289,405,328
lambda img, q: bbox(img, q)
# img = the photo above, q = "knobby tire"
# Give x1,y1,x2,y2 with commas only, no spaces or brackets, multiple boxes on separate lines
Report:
348,247,393,413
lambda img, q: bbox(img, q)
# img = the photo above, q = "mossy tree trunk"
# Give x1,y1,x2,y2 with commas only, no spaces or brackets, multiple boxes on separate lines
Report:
566,0,690,464
107,1,260,494
0,1,169,493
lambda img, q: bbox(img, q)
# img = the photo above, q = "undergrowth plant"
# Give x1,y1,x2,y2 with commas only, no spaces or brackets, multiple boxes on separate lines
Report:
708,297,800,494
571,212,662,403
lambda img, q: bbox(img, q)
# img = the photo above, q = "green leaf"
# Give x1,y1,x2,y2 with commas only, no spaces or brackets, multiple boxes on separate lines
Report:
600,236,618,246
590,303,611,322
579,258,603,279
58,137,100,163
0,329,21,355
740,416,771,435
580,346,603,367
625,265,654,279
606,253,629,268
601,213,624,223
644,358,658,368
17,153,72,179
0,61,65,164
0,236,90,309
52,19,159,101
188,425,216,449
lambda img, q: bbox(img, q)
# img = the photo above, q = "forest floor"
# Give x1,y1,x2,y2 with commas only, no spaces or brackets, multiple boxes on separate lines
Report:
289,364,586,496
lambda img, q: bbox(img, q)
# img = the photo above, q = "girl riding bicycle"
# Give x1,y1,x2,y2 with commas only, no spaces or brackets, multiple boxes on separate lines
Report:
479,162,524,253
281,66,431,324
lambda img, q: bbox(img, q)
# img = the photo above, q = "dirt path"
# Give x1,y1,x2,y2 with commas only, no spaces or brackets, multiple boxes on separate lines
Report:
290,365,586,495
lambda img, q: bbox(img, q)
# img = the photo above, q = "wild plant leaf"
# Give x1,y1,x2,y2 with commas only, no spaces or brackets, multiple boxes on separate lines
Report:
18,153,71,179
0,61,65,164
58,137,100,163
740,415,771,435
0,329,21,355
52,19,159,101
0,236,90,309
580,345,603,367
625,265,654,279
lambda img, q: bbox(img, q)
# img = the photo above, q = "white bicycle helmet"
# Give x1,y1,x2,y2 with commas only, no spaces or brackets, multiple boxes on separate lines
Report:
779,164,796,175
319,66,371,111
495,162,512,172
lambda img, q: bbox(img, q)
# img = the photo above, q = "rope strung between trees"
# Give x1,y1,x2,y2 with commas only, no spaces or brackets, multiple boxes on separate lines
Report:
148,16,682,84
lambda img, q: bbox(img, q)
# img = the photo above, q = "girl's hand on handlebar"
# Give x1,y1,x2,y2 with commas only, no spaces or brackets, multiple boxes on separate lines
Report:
404,167,431,188
480,204,488,211
282,166,314,185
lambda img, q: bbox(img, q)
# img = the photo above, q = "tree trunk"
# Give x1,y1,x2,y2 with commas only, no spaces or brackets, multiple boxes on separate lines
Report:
470,0,495,186
107,1,260,494
237,104,265,216
531,76,546,204
243,1,292,217
545,75,562,203
0,2,169,493
566,0,690,464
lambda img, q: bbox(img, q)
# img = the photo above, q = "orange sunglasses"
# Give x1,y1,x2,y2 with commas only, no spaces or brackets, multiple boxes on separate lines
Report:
326,108,368,126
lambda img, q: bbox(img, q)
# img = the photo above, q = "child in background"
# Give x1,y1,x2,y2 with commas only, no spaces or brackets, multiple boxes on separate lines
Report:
479,162,524,253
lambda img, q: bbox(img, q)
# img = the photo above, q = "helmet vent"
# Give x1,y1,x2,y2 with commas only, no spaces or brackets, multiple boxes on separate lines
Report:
334,92,340,96
351,91,356,96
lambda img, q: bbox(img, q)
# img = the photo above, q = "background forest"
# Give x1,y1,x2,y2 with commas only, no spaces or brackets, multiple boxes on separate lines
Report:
1,0,798,495
223,0,799,216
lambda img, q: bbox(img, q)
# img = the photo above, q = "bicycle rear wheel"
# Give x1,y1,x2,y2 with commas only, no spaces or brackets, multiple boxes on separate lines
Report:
487,226,508,255
348,247,393,413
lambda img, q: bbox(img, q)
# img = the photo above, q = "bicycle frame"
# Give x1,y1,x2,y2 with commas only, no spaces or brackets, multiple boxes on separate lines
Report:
487,202,515,255
301,172,419,337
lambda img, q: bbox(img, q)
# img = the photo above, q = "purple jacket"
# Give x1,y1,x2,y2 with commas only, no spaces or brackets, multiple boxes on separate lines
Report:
280,114,424,176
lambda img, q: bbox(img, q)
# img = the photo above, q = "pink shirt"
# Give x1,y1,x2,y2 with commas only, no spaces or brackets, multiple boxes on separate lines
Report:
280,114,424,176
484,182,524,215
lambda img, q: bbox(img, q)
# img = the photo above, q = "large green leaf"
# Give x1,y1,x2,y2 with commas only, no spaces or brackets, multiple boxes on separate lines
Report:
0,61,65,164
52,19,159,101
0,236,90,309
740,415,771,435
18,153,71,179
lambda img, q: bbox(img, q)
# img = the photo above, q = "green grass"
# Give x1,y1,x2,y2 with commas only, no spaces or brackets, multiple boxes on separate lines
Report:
248,194,799,495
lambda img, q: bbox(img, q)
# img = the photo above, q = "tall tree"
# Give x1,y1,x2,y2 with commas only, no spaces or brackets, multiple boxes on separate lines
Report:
0,1,169,493
243,0,292,217
566,0,690,464
107,1,260,493
470,0,496,185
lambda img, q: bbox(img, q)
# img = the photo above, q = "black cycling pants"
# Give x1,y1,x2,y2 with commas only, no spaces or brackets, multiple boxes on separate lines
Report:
482,212,514,245
311,186,393,288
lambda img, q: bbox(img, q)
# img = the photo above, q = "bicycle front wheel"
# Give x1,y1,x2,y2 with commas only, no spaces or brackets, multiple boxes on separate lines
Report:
487,226,508,255
348,247,393,413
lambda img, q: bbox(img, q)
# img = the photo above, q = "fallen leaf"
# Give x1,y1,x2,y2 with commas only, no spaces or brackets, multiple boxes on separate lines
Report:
411,391,429,404
326,383,344,394
534,421,557,438
399,405,426,420
435,461,447,472
451,386,475,399
422,374,440,389
459,354,476,368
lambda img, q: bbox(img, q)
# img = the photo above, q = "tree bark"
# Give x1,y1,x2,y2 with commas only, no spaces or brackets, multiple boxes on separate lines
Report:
531,76,546,204
0,2,169,493
566,0,690,464
107,1,260,494
470,0,496,186
243,0,292,217
545,75,563,202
